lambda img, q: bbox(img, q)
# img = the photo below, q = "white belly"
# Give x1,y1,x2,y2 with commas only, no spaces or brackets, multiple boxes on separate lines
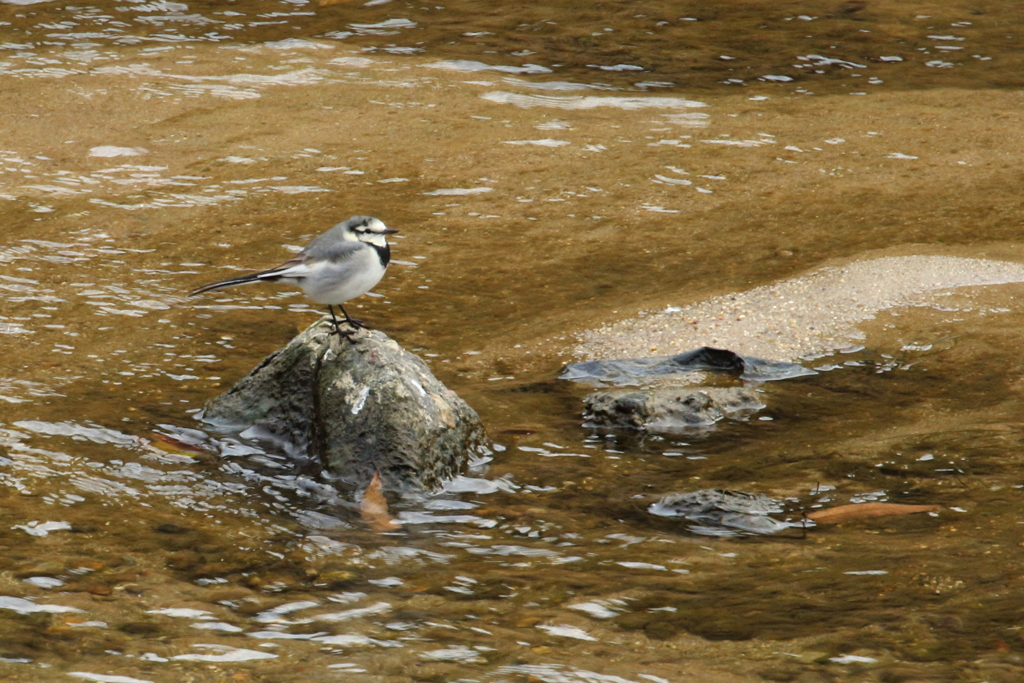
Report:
300,248,386,305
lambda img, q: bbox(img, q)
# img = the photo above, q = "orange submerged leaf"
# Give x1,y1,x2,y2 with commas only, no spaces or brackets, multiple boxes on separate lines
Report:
360,471,401,532
150,432,213,457
806,502,939,524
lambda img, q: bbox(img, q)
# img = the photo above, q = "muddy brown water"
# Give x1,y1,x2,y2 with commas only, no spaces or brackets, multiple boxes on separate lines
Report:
2,1,1024,681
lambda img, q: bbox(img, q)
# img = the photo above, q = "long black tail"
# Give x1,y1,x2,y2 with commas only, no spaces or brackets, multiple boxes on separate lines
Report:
189,270,282,297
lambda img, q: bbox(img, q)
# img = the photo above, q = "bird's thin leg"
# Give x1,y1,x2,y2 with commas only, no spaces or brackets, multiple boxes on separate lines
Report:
327,305,345,336
338,304,365,329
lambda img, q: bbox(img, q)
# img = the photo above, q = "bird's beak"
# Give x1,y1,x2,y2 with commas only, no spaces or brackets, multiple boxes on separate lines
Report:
382,228,399,235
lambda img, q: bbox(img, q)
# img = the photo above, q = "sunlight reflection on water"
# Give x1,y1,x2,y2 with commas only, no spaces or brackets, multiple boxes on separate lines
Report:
3,0,1024,680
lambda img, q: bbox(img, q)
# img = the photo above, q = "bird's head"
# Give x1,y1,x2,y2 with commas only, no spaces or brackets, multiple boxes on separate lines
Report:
343,215,398,247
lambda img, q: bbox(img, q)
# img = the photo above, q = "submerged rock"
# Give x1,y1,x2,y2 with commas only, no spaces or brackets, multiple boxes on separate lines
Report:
649,489,800,536
201,320,486,493
564,346,809,433
583,387,764,432
561,346,815,387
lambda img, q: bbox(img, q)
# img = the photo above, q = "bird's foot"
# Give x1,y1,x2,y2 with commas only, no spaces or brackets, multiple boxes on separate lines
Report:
326,305,366,339
328,320,368,340
329,324,359,338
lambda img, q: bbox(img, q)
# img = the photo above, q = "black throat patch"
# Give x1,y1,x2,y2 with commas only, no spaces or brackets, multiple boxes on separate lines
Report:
369,241,390,268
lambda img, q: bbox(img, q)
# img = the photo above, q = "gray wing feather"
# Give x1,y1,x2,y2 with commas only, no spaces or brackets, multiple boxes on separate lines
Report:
191,229,362,296
301,237,362,263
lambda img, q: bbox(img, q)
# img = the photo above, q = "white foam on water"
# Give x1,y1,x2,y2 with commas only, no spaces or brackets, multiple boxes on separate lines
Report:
481,91,706,110
536,624,599,641
0,596,83,614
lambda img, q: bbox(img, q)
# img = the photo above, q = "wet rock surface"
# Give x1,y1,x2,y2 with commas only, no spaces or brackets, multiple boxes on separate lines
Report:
649,489,800,537
201,320,487,493
566,347,779,432
583,386,764,432
562,346,814,386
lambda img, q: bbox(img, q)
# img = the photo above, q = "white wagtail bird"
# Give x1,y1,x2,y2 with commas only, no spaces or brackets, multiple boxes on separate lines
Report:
189,215,398,336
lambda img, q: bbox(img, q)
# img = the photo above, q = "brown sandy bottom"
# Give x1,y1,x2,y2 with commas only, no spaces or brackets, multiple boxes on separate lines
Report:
3,2,1024,682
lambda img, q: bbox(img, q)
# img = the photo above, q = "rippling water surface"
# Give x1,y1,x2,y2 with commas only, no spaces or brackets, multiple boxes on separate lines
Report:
4,1,1024,681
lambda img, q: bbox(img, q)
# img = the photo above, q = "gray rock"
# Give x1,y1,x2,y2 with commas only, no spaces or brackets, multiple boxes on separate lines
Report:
201,320,487,493
561,346,815,387
649,489,799,536
583,386,764,432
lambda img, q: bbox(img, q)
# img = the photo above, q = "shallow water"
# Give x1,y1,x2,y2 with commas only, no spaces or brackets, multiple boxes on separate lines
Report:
4,0,1024,681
